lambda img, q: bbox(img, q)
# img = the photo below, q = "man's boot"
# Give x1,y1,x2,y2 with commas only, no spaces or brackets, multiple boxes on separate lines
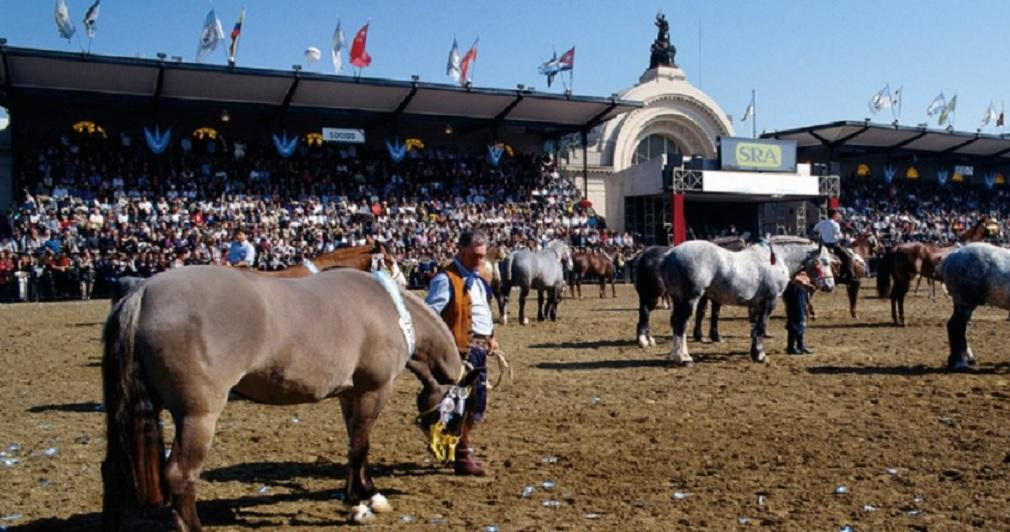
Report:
797,333,813,354
454,414,486,476
786,330,799,355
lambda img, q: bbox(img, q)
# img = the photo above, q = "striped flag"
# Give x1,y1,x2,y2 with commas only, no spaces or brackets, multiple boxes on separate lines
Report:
331,20,345,73
196,8,225,62
54,0,75,41
228,8,245,64
447,38,461,82
459,37,479,86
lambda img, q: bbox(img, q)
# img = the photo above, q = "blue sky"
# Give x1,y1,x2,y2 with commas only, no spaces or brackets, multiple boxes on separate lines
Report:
2,0,1010,133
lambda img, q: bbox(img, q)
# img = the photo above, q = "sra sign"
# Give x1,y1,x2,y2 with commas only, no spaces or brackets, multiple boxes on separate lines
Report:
719,137,797,173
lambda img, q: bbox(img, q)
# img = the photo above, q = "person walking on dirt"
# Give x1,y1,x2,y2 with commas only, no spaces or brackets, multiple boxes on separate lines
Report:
785,271,815,354
424,230,498,476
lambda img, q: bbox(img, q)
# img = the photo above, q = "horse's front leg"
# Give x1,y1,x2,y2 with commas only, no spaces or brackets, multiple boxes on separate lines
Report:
548,288,559,321
496,283,510,325
750,302,773,363
847,280,860,318
946,304,976,371
340,387,393,524
670,296,699,365
637,293,658,348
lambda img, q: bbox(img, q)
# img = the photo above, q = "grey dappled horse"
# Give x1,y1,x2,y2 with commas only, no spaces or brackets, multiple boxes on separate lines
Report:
660,239,835,364
939,243,1010,370
101,266,470,530
498,240,573,325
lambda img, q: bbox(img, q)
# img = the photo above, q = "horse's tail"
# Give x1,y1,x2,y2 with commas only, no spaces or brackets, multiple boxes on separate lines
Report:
102,285,168,520
876,250,893,298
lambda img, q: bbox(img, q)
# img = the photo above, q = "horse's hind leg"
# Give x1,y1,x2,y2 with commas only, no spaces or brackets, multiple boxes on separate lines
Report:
670,297,698,365
692,296,708,342
894,279,909,326
166,410,223,532
340,387,394,522
536,289,546,321
599,276,606,298
637,293,658,348
946,304,975,371
750,302,773,363
498,284,510,325
518,286,530,325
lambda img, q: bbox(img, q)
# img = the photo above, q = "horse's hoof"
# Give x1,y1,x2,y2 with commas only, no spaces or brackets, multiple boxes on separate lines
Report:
649,336,657,347
752,354,768,363
350,504,376,524
947,360,971,372
521,318,529,326
638,335,650,349
501,316,508,325
368,493,392,514
692,334,703,343
967,357,978,367
710,335,723,343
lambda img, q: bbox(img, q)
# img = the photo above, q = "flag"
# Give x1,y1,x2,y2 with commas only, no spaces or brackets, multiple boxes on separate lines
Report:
447,38,461,82
54,0,75,41
999,102,1005,127
83,0,100,39
926,92,946,116
981,101,997,127
538,46,574,87
938,93,957,126
196,8,225,62
742,100,755,122
305,47,321,65
459,38,478,85
228,8,245,64
331,20,345,73
350,22,371,68
868,84,892,114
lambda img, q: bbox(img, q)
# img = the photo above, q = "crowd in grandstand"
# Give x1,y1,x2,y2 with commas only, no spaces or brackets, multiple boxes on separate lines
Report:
839,178,1008,245
0,132,636,301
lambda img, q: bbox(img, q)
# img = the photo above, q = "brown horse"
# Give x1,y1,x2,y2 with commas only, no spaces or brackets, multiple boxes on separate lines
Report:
570,251,616,298
101,267,471,530
876,217,989,325
807,232,877,320
263,241,405,284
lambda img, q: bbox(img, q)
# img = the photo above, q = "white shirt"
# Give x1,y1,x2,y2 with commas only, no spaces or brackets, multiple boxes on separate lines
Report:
425,261,494,336
813,219,842,244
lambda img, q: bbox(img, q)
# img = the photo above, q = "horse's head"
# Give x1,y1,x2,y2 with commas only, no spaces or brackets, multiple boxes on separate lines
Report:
808,244,836,292
370,244,407,287
550,240,574,271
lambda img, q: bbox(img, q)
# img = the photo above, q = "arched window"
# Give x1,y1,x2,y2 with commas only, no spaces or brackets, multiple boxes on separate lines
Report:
634,134,679,165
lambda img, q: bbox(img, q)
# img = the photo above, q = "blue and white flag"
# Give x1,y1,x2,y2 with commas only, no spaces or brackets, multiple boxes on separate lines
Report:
386,139,407,162
196,8,225,62
487,144,505,166
936,168,949,185
447,38,461,82
55,0,75,41
272,132,298,158
926,92,946,116
83,0,100,39
985,172,997,189
331,20,345,73
143,126,171,155
882,164,896,184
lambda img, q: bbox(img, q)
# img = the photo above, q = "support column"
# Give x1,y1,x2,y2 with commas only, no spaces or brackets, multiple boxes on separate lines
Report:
671,193,687,245
828,196,840,209
581,130,588,198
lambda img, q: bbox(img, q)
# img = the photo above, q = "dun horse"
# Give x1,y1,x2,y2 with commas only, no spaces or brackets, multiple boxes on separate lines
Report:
570,250,617,299
499,240,572,325
660,240,834,364
101,267,471,530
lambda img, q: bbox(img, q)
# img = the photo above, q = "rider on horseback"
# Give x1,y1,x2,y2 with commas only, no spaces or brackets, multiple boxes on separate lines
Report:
813,209,855,284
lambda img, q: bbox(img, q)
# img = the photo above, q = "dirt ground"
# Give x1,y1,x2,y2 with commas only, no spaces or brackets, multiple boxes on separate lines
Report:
3,284,1010,531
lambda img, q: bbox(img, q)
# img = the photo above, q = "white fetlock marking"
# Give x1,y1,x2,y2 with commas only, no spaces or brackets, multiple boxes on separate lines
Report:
649,336,657,347
671,336,694,364
638,334,649,349
350,504,375,524
368,493,392,514
755,352,767,363
501,314,508,325
521,317,529,325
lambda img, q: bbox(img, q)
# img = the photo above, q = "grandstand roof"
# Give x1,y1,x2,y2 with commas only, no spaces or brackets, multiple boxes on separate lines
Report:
763,120,1010,161
0,46,640,135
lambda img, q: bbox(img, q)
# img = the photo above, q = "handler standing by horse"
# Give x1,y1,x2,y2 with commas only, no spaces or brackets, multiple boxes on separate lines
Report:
425,230,498,476
813,209,854,283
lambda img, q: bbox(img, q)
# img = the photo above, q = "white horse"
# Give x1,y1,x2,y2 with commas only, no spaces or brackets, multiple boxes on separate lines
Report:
659,239,835,364
939,243,1010,370
499,240,573,325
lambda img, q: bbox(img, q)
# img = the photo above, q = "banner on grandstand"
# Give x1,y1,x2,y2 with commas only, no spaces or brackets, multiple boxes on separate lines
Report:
701,171,819,196
322,128,366,143
718,137,797,173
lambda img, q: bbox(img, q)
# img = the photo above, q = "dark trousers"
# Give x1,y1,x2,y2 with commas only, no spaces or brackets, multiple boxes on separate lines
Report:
784,283,808,335
466,341,489,422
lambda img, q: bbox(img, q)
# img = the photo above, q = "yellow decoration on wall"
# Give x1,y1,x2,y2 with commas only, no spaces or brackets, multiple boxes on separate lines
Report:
997,173,1006,185
406,138,425,151
192,127,219,140
905,166,919,180
72,120,107,138
856,163,871,177
305,133,324,147
952,172,964,183
494,142,515,158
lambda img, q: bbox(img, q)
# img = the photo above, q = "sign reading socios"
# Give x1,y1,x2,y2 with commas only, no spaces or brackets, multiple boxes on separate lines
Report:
322,127,366,144
719,137,797,173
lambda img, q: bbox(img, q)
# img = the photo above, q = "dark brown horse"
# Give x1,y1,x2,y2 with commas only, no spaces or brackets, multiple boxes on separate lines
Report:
807,232,877,320
876,217,989,325
570,251,616,298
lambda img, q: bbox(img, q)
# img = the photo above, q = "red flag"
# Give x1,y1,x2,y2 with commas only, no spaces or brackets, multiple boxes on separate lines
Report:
558,46,574,70
459,38,479,85
350,22,371,68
